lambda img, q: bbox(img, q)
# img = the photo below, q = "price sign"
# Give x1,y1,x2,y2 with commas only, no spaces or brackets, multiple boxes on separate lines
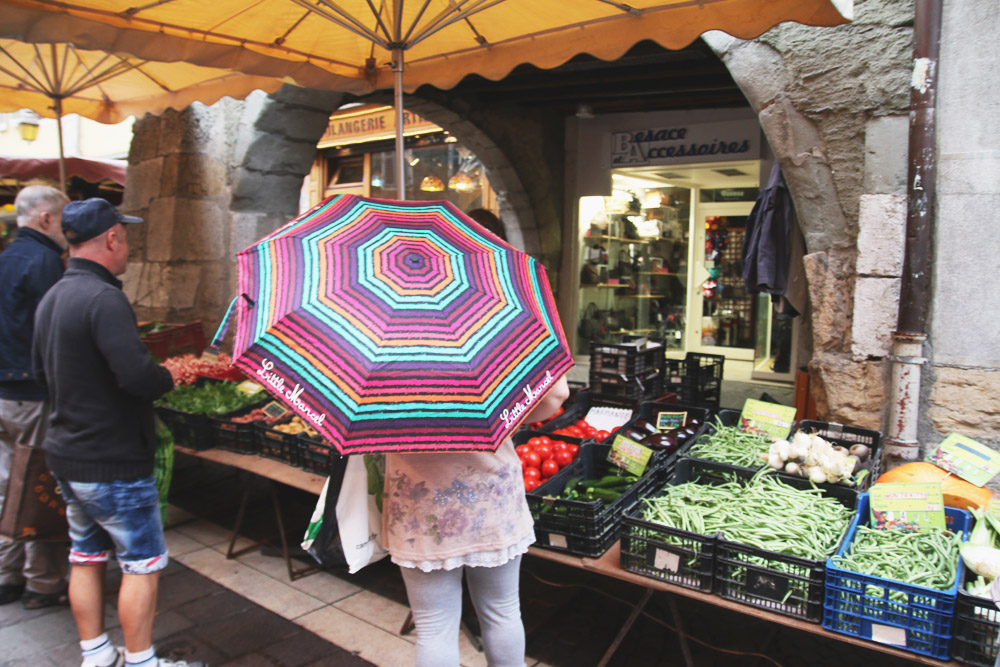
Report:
739,399,796,439
925,434,1000,487
870,482,946,531
262,401,290,420
236,380,265,396
656,411,687,431
608,434,653,477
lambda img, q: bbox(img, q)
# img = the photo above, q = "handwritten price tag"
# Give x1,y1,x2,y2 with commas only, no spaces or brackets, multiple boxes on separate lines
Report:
926,433,1000,487
870,482,946,531
739,398,796,439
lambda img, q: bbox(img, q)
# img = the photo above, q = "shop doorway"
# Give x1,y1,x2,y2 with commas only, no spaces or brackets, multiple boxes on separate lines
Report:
575,159,798,384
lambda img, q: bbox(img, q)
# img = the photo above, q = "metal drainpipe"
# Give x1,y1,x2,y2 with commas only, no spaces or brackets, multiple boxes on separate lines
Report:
883,0,942,469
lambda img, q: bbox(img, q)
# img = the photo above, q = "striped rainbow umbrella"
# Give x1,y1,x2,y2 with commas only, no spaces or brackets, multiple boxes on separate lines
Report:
218,194,573,455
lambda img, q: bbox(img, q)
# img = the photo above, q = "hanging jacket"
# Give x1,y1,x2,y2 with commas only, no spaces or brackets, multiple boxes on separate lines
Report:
742,162,793,296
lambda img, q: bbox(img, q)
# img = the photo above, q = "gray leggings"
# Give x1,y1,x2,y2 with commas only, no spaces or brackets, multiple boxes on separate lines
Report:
399,556,525,667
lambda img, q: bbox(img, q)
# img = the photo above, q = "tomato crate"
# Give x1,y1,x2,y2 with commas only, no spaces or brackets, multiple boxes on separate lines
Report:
155,406,213,450
533,518,620,558
141,321,206,361
793,420,883,491
209,405,264,455
619,459,720,593
823,494,971,660
661,352,724,408
537,390,636,436
526,444,667,543
589,339,664,376
255,422,299,465
295,435,335,475
588,368,662,402
952,587,999,666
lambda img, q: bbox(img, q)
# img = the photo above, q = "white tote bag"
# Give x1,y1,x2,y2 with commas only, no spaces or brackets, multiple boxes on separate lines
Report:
336,455,388,573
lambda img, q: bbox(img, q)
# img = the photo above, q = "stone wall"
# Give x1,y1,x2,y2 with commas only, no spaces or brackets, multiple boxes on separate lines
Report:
706,0,915,430
121,86,344,339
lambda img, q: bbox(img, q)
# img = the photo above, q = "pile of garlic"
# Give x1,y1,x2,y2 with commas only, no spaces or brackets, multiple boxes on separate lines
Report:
761,431,870,486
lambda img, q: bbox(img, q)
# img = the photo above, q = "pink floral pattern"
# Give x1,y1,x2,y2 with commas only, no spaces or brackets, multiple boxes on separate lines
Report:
386,461,525,547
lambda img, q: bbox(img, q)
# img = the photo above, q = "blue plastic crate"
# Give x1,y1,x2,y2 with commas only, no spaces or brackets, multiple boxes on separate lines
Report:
822,493,972,660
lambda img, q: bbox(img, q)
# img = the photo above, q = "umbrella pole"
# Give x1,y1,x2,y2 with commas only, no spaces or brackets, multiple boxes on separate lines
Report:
393,47,406,200
54,98,67,193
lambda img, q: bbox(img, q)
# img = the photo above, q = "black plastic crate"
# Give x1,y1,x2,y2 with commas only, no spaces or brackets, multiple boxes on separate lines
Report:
613,400,714,467
527,443,666,543
713,471,858,622
210,406,264,455
589,369,662,402
590,339,664,376
662,353,724,408
533,519,620,558
255,421,299,465
794,420,883,491
619,459,720,593
953,587,999,666
155,406,212,450
295,435,335,474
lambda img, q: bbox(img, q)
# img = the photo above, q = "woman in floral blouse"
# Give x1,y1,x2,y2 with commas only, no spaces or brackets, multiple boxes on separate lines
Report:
383,376,569,667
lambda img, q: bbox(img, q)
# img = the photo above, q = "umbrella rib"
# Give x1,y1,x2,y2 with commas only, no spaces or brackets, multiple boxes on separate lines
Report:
0,46,55,95
400,0,434,46
593,0,643,14
365,0,394,43
273,10,311,47
292,0,387,47
406,0,505,48
118,0,178,18
26,0,362,72
61,58,145,99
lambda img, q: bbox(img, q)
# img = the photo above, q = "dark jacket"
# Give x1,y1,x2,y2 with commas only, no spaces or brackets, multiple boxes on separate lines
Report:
32,258,174,482
0,228,64,401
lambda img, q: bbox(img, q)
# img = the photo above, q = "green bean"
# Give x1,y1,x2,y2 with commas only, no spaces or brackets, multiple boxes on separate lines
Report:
685,417,773,468
831,524,963,593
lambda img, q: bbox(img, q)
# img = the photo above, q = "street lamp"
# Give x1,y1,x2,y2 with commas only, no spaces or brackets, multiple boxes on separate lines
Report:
17,111,40,142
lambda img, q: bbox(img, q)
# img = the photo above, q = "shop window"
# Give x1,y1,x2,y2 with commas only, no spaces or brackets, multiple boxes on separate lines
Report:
370,144,486,211
326,156,365,188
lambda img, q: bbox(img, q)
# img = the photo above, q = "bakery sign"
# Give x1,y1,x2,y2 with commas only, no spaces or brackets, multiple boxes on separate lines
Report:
610,120,759,166
318,104,440,148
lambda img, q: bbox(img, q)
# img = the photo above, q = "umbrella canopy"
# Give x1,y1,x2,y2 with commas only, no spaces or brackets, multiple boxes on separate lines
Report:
2,0,853,196
222,194,573,455
0,39,301,190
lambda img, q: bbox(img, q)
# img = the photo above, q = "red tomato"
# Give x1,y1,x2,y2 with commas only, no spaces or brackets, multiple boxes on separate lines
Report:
534,444,553,461
529,422,543,430
528,437,544,448
583,426,598,438
515,444,533,457
566,443,580,456
522,451,541,468
551,441,568,453
522,466,541,481
575,419,590,429
565,425,584,438
595,430,611,441
541,459,560,477
554,450,574,468
524,478,541,492
537,436,552,446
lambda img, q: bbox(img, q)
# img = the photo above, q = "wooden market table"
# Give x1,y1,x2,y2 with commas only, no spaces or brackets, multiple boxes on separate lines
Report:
174,445,959,666
175,445,325,580
526,542,960,667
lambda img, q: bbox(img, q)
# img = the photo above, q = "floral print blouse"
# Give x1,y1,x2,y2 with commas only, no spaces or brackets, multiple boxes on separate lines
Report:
382,438,535,571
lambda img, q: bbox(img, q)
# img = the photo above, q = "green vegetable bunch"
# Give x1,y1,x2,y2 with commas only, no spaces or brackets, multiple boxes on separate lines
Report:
157,381,263,416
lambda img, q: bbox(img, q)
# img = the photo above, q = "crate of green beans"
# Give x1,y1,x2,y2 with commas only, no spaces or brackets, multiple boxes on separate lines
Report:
822,493,972,660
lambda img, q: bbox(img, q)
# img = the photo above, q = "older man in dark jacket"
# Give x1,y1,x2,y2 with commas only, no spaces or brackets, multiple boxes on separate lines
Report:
34,198,201,667
0,184,69,609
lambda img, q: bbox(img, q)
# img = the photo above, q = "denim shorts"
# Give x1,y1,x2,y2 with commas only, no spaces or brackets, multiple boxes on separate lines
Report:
56,475,168,574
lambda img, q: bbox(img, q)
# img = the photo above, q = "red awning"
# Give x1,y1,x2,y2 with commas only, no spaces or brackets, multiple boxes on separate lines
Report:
0,155,127,186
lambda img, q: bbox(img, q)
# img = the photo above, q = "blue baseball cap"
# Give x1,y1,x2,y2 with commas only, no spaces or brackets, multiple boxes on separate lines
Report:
62,198,143,245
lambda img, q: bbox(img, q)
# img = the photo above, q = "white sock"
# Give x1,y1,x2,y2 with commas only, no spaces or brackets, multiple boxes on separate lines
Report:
81,634,117,667
124,647,156,667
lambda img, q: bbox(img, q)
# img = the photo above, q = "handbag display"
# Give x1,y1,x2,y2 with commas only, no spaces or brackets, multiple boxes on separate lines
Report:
0,444,68,541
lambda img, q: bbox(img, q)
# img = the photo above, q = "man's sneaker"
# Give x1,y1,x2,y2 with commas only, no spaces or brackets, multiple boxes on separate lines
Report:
81,647,125,667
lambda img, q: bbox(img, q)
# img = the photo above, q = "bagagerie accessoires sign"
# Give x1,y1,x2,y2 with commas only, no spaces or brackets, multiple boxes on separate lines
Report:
610,120,759,167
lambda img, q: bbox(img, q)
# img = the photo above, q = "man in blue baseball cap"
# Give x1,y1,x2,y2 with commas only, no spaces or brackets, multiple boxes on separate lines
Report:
34,199,203,667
